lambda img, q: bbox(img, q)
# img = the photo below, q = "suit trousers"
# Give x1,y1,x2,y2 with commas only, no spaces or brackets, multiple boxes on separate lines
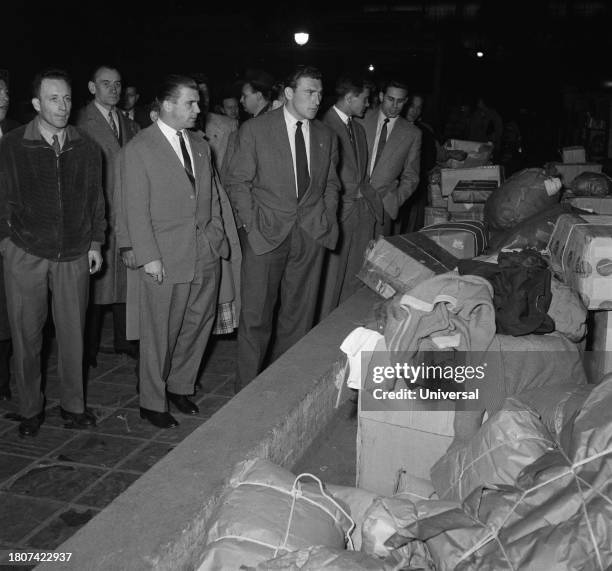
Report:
319,199,376,319
2,240,89,418
236,225,325,390
84,302,129,359
138,235,220,412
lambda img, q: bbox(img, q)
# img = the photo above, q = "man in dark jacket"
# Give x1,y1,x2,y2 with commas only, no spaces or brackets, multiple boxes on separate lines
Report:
0,69,106,437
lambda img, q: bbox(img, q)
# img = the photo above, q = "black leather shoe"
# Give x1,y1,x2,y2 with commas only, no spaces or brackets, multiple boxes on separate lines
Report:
139,407,179,428
60,407,97,428
0,386,11,401
167,392,199,415
19,412,44,437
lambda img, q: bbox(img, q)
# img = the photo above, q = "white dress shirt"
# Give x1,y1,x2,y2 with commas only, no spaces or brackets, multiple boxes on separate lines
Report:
156,119,195,176
369,110,399,175
333,105,350,126
283,105,311,196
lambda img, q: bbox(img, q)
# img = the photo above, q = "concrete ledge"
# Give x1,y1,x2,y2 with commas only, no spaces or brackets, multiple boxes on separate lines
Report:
38,288,379,571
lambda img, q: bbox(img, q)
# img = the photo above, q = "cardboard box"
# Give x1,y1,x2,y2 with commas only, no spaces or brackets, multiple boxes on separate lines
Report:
427,183,447,208
357,397,454,496
449,209,485,222
440,165,503,196
567,196,612,215
445,139,487,154
420,221,488,260
547,214,612,309
551,162,602,186
562,146,586,164
447,193,487,213
442,139,494,169
451,179,498,203
358,234,458,299
424,206,449,226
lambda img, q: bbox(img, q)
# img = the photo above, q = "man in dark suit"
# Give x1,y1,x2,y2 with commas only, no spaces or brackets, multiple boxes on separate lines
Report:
226,65,340,390
319,76,379,319
0,75,19,400
78,66,140,368
360,79,421,236
121,75,229,428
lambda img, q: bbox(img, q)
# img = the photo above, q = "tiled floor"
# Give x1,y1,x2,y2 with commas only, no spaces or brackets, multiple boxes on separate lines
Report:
0,316,236,561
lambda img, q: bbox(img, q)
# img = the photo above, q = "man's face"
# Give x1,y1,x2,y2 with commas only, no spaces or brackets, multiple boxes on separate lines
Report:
285,77,323,121
0,79,9,122
240,83,261,115
89,67,122,109
162,86,200,130
222,97,239,120
379,86,408,119
347,87,370,118
124,86,139,111
33,78,72,132
405,96,423,123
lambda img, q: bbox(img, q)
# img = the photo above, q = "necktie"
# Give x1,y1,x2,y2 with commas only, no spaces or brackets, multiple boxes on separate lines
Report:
347,117,358,161
51,134,61,155
373,117,389,171
295,121,310,199
177,131,195,188
108,110,119,140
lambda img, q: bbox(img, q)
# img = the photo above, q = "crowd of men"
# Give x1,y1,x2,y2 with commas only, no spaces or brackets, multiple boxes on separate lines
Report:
0,65,423,437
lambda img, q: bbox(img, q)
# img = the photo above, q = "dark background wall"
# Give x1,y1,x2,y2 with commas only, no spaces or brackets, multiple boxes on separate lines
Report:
3,0,611,164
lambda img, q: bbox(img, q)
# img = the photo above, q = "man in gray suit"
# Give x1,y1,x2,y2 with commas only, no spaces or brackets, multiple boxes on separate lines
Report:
121,75,229,428
319,76,379,319
360,79,421,236
78,65,140,368
226,65,340,390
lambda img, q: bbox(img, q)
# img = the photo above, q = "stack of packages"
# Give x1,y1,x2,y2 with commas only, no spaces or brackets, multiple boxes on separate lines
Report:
550,145,604,190
425,139,502,226
197,374,612,570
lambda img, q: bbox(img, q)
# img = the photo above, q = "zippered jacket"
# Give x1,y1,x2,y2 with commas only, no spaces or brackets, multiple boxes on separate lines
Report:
0,119,105,261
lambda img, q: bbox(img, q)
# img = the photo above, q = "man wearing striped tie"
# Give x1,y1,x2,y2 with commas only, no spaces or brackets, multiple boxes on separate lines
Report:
78,66,140,368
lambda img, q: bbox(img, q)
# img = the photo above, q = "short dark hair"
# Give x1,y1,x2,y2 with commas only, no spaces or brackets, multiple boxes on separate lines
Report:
335,76,366,100
90,65,120,83
244,69,274,102
155,74,198,104
380,79,409,94
285,65,322,91
32,68,71,98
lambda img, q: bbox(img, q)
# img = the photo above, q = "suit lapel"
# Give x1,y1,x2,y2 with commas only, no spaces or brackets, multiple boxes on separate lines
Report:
88,102,121,151
365,112,378,157
374,118,408,173
326,109,357,171
307,121,325,199
272,110,298,196
148,124,195,196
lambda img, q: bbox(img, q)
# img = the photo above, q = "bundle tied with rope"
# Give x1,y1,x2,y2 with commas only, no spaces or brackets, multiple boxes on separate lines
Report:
198,458,355,570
